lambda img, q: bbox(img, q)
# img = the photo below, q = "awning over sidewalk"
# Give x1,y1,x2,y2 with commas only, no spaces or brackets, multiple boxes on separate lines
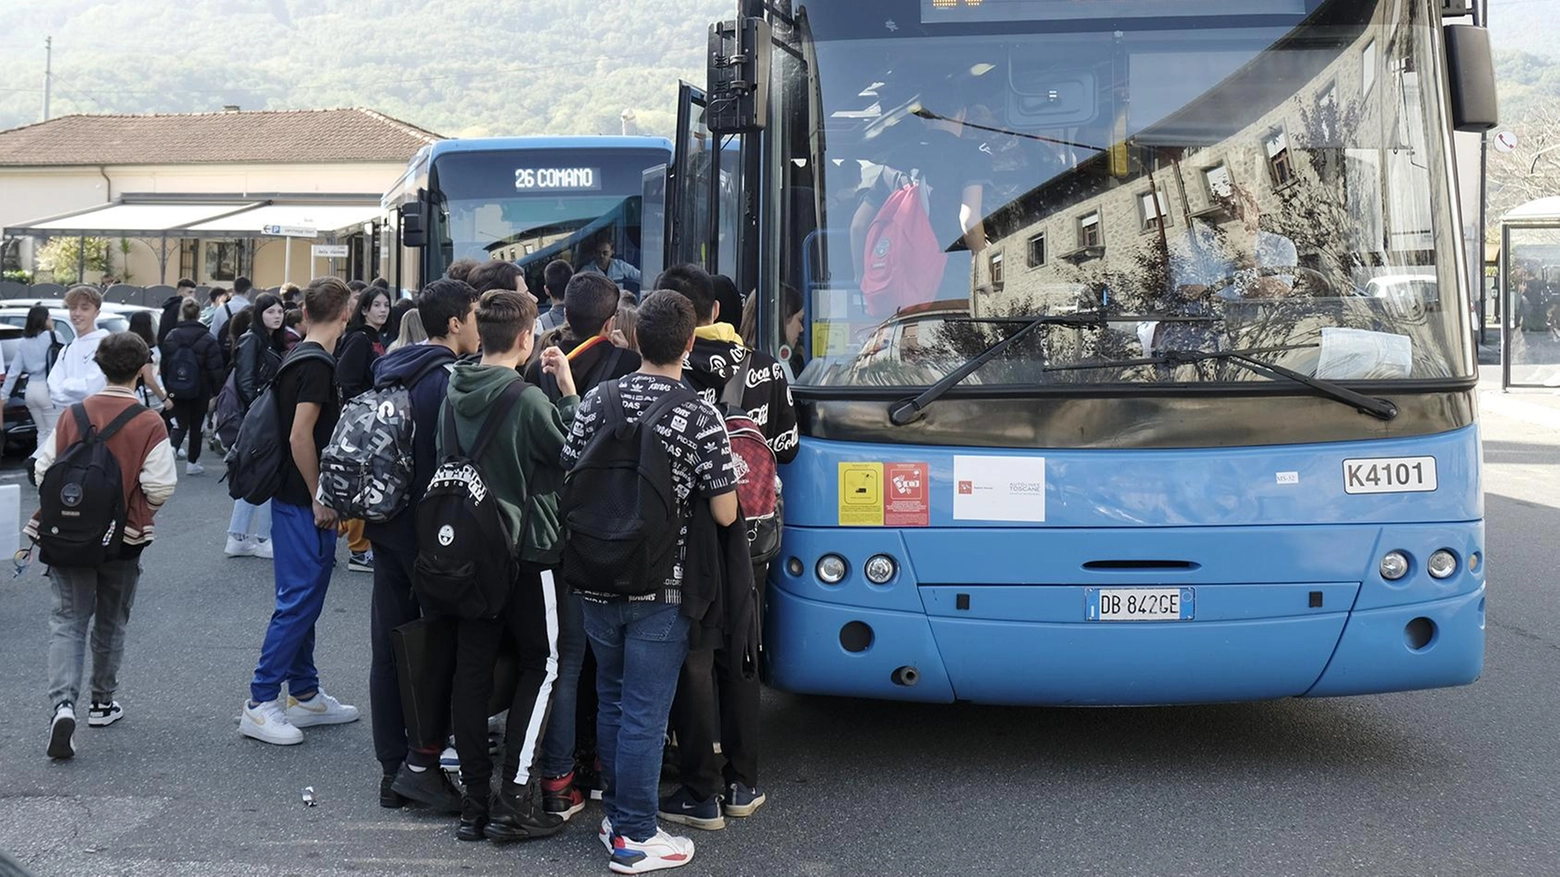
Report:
4,198,382,239
5,201,262,237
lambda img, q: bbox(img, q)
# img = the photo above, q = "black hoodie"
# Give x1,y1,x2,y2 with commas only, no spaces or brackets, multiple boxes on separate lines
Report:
684,325,800,464
524,328,641,402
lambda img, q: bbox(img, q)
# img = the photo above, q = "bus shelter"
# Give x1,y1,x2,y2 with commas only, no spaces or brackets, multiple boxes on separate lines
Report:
1501,196,1560,389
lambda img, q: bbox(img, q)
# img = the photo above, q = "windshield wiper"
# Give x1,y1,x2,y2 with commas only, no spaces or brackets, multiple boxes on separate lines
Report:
886,310,1215,426
1045,346,1399,421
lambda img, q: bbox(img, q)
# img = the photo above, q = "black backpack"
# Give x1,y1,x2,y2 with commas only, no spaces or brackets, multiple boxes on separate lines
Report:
164,341,202,398
35,402,148,567
318,357,448,523
224,346,335,505
413,382,526,620
559,382,692,598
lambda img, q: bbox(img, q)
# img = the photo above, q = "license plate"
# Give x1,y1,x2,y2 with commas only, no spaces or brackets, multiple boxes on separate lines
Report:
1086,587,1195,622
1342,456,1437,494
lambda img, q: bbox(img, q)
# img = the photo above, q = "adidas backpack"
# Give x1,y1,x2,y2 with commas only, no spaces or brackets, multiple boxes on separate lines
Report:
164,342,203,398
35,402,148,567
224,347,334,505
859,178,949,319
720,361,782,563
559,381,692,598
318,358,448,523
413,382,526,620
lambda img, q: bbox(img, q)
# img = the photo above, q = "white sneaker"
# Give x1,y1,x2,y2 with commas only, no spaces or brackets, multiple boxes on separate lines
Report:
240,699,303,745
251,538,273,560
439,745,460,773
176,446,186,460
225,535,256,558
48,702,76,759
186,462,204,476
599,817,614,851
609,828,695,874
284,690,359,728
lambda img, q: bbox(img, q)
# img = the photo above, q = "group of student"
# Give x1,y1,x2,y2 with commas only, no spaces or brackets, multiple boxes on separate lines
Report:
32,253,798,873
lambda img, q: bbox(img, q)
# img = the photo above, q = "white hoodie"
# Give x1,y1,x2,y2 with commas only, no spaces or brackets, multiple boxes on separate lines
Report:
47,328,108,408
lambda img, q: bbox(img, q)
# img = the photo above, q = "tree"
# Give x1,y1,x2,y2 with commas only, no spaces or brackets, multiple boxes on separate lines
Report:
35,236,112,285
1487,96,1560,238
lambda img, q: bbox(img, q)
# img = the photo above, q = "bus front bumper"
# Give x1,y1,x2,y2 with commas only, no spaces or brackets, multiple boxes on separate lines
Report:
763,584,1485,706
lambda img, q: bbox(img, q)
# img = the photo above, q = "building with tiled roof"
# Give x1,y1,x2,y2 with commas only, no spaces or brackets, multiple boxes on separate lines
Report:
0,108,441,167
0,108,444,287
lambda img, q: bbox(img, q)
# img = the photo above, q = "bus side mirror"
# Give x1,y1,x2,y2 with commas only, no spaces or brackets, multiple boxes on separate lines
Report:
1444,24,1498,132
707,17,771,134
399,200,428,249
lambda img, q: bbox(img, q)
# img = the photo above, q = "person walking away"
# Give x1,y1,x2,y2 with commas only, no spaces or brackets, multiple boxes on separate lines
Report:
237,277,360,746
561,290,738,874
159,299,225,476
210,275,253,341
226,293,288,559
2,305,62,444
158,278,198,345
336,285,392,572
536,260,572,337
366,279,480,812
523,271,642,818
43,285,112,463
441,290,579,843
30,332,177,759
126,312,169,415
653,265,799,827
200,288,228,327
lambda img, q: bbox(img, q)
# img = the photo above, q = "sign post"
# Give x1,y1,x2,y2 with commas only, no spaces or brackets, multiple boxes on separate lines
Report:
261,224,317,286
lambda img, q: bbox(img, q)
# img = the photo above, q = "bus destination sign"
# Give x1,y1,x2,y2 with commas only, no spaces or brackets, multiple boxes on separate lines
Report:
921,0,1306,24
514,167,602,192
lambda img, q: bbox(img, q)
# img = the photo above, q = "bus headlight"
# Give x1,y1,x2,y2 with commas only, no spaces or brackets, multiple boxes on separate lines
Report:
1380,551,1410,581
816,555,848,585
864,555,897,585
1427,550,1458,580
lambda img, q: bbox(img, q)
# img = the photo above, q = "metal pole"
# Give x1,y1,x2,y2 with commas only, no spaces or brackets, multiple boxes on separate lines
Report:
283,237,292,286
76,234,85,283
42,37,52,122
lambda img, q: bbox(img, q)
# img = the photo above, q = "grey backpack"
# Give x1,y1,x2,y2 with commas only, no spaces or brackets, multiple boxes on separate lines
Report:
316,359,447,523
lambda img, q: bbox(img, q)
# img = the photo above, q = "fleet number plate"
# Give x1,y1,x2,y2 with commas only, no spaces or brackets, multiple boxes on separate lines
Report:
1086,588,1195,622
1342,456,1437,494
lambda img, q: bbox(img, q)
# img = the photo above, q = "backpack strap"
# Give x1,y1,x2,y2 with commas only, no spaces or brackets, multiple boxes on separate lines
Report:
70,403,91,439
97,402,150,442
721,356,751,411
470,381,527,461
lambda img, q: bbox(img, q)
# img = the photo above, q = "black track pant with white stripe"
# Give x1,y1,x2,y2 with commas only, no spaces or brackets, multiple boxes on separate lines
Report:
451,564,561,791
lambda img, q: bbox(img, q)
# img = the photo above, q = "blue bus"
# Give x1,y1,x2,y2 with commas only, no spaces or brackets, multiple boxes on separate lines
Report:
381,136,672,294
667,0,1497,704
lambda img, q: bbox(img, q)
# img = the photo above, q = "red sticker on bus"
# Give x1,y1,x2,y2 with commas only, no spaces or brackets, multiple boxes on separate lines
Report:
885,463,930,527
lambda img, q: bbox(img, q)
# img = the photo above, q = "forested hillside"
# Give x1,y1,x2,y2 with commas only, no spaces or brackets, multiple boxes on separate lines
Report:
0,0,730,137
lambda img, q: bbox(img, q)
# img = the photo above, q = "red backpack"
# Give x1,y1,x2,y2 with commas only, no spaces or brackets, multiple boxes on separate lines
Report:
722,359,782,564
860,180,948,319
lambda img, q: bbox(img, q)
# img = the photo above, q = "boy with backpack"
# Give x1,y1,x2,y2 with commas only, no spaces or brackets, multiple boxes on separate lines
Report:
426,290,579,843
29,332,178,759
561,290,738,874
523,270,642,818
237,277,361,746
652,265,799,828
160,297,226,476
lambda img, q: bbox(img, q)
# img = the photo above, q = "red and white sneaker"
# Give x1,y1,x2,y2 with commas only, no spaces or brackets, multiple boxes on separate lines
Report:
609,828,695,874
542,771,586,820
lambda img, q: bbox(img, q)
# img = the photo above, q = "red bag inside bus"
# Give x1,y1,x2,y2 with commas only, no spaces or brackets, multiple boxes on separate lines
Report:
860,183,948,319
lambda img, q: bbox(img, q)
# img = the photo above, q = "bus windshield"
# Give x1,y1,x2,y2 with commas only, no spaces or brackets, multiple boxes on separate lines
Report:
427,148,665,292
775,0,1472,391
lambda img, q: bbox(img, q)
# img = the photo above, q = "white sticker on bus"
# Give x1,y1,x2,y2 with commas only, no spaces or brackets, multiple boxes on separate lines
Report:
1342,456,1437,494
953,456,1046,522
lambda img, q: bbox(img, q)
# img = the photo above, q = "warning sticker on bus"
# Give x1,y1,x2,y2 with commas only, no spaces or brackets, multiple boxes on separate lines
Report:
839,462,930,527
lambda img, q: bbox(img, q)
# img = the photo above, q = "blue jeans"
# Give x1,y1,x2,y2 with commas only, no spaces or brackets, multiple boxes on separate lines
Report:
250,501,337,704
582,600,690,843
228,498,272,541
538,590,587,778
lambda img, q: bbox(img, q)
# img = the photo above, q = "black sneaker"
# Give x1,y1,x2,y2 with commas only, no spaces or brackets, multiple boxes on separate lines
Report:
379,774,408,809
723,782,767,818
47,702,75,760
87,701,124,728
390,763,463,812
658,785,725,831
485,780,566,843
348,551,374,573
576,756,605,801
457,795,489,842
541,771,586,820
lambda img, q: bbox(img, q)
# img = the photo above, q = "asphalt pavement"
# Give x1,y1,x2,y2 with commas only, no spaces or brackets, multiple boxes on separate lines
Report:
0,378,1557,877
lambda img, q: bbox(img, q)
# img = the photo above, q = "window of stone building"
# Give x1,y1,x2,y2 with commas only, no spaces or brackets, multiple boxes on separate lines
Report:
1027,232,1047,268
1264,128,1295,188
1139,189,1171,233
1078,211,1102,248
989,249,1005,288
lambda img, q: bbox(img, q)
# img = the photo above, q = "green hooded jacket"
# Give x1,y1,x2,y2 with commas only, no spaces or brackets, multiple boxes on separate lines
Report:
439,363,579,566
